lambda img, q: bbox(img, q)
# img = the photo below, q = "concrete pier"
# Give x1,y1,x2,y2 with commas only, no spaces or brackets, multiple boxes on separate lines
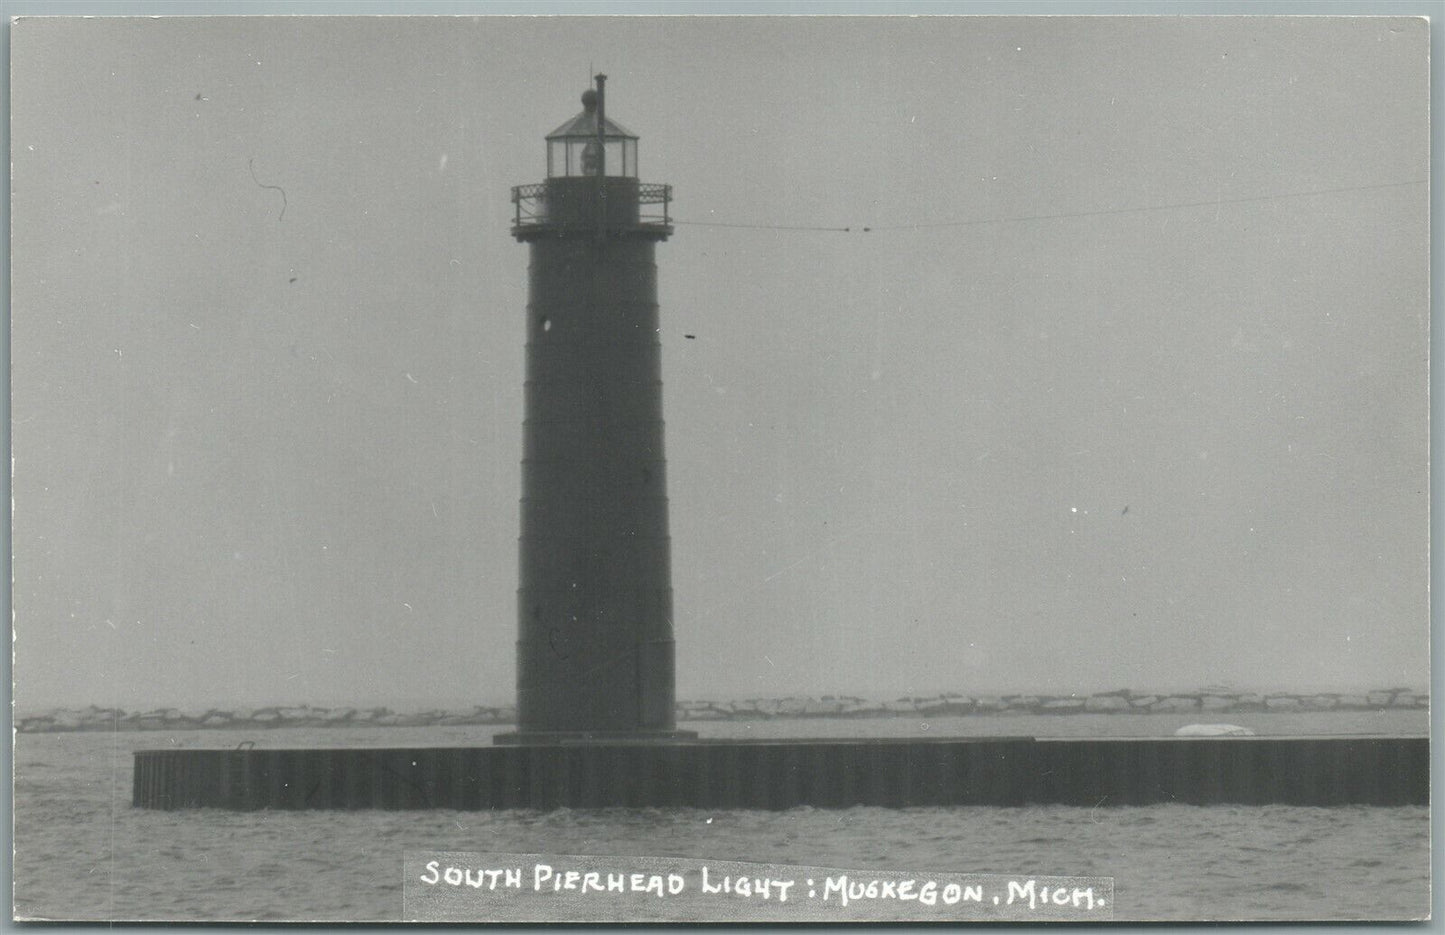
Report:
133,736,1426,810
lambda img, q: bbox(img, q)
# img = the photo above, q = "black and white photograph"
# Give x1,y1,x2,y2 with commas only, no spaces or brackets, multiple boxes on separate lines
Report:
10,12,1431,923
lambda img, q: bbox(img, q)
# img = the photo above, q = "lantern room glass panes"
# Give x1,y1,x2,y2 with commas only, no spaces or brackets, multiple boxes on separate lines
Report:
547,137,637,178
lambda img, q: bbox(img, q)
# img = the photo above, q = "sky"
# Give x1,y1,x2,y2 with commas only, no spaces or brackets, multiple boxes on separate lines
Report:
11,15,1430,711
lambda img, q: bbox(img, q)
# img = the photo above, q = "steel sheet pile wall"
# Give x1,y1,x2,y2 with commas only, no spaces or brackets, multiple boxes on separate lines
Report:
134,738,1427,810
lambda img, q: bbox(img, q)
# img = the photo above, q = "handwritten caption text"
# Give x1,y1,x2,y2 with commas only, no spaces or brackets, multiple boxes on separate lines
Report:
403,851,1113,922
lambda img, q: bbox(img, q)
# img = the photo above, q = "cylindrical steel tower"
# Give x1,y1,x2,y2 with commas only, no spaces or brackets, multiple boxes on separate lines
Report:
501,77,690,742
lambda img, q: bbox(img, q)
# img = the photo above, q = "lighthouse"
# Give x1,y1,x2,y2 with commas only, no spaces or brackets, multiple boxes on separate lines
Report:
501,76,691,742
131,76,1424,816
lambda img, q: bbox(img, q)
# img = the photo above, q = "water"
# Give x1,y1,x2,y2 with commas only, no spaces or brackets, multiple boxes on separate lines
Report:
14,712,1429,921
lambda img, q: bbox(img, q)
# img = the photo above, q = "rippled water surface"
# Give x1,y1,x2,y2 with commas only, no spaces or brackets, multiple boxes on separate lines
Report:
13,712,1429,921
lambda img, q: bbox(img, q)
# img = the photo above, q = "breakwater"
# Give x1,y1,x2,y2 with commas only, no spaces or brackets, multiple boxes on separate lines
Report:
22,687,1428,733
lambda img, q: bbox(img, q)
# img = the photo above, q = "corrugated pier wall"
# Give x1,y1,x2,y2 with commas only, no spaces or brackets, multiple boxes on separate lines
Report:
132,737,1426,810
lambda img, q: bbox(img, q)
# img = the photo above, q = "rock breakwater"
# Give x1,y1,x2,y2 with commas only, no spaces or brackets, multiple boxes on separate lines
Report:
16,688,1428,733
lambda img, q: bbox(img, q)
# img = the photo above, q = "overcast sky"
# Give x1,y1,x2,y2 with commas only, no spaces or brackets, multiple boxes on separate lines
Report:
11,16,1430,710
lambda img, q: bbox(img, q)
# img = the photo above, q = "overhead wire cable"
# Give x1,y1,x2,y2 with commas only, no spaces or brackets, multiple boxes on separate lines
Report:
673,220,854,232
671,178,1426,234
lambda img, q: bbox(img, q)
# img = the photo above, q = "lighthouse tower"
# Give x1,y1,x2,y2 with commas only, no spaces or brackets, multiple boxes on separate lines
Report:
501,76,690,742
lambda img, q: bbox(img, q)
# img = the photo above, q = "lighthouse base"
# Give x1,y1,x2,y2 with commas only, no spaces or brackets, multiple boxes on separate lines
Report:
132,736,1425,811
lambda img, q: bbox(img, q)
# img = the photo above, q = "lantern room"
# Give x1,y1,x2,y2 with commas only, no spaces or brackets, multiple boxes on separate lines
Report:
546,86,639,178
512,75,672,239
